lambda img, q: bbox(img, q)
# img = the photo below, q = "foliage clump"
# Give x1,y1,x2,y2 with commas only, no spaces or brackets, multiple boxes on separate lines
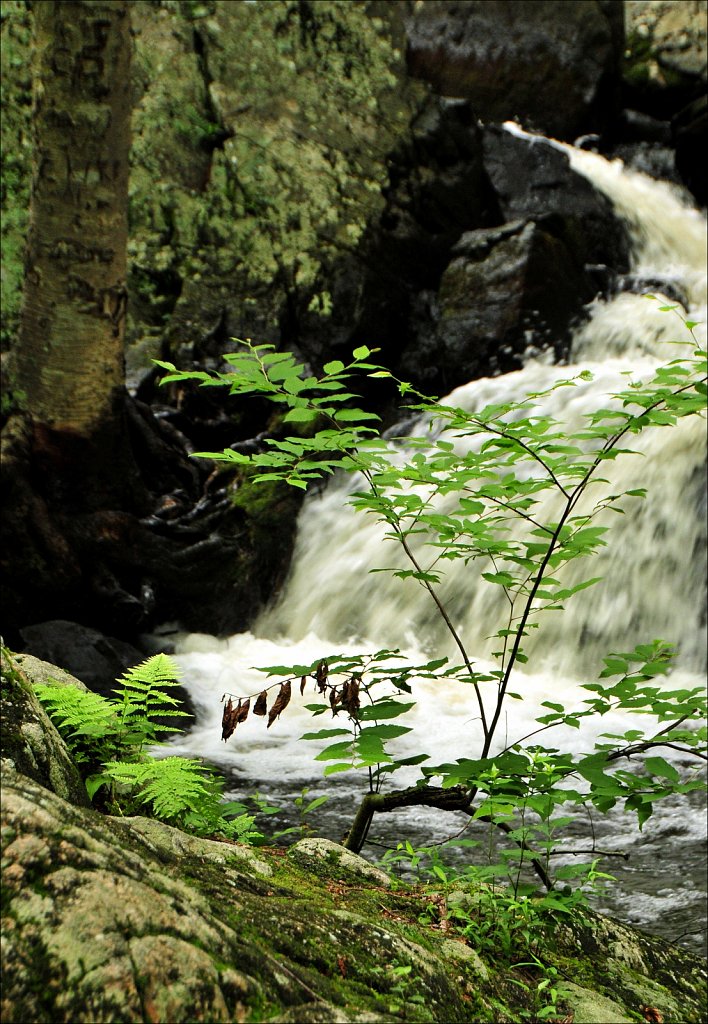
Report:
158,302,707,916
34,653,259,842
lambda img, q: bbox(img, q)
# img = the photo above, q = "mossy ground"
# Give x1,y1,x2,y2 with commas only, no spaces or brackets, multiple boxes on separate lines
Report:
3,649,707,1022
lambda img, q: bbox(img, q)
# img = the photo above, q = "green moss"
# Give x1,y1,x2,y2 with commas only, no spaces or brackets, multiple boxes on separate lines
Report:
0,0,32,351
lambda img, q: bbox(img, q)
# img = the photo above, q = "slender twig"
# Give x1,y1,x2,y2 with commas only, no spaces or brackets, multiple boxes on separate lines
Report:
546,848,630,859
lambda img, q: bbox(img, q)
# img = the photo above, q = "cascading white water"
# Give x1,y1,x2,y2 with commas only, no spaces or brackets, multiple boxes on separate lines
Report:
168,131,707,951
254,134,707,679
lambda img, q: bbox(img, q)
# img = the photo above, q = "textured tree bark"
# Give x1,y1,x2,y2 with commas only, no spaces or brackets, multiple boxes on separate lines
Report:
1,1,301,648
15,0,131,436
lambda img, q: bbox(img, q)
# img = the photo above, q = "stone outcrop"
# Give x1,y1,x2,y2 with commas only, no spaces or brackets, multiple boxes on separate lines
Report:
2,651,707,1024
404,0,625,140
0,649,90,809
382,117,630,391
623,1,707,204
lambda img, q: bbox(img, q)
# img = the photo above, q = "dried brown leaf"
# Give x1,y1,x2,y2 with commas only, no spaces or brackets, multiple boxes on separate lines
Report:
300,675,307,696
641,1008,664,1024
329,686,342,709
316,660,328,692
235,698,250,724
267,680,291,728
221,697,237,741
253,690,268,716
341,678,360,715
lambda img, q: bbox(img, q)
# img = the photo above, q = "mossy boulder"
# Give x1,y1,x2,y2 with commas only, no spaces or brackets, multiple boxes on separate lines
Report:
0,648,89,808
2,653,706,1023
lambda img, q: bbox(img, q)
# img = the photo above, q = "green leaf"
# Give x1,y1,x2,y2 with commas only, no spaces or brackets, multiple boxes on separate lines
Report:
283,407,319,424
300,728,351,740
334,408,380,423
323,762,354,776
314,741,354,761
357,701,415,721
644,756,680,783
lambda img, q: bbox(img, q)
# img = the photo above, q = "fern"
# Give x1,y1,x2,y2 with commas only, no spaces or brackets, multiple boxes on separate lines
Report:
34,655,262,844
113,652,191,752
33,684,120,763
90,757,259,841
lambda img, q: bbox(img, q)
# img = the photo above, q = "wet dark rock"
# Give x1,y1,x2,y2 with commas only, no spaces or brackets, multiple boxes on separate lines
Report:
400,219,594,388
673,94,707,206
404,0,624,140
614,107,673,145
618,274,689,309
19,620,145,696
482,124,632,273
609,141,680,186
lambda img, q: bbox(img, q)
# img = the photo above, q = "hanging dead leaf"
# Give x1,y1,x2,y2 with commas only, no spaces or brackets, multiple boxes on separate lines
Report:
300,675,307,695
222,697,250,740
267,680,291,728
329,686,342,710
341,677,360,715
316,660,328,692
253,690,268,716
221,697,238,741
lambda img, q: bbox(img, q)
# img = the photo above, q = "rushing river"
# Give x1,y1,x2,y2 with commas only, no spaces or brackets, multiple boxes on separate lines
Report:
164,130,707,954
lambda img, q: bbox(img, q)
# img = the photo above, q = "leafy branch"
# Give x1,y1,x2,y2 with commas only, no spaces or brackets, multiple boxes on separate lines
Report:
158,301,707,894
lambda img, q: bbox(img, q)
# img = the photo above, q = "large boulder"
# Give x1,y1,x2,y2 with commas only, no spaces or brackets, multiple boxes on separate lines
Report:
2,767,707,1022
401,219,596,387
2,657,706,1023
404,0,624,140
391,121,631,393
18,620,146,696
481,124,631,272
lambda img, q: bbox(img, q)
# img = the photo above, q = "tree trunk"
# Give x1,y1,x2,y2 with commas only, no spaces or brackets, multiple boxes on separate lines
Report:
15,0,131,437
1,0,301,650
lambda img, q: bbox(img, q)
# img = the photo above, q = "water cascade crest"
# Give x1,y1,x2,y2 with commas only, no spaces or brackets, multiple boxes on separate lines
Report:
173,128,706,769
169,130,706,949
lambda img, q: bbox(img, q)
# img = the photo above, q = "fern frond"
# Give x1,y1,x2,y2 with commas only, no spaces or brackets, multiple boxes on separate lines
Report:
34,684,119,758
96,756,262,841
99,757,211,816
115,653,182,696
113,654,188,750
35,658,260,845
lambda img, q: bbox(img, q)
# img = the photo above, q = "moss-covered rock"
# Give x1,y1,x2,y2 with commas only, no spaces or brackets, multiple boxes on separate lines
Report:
126,0,425,378
624,1,707,92
2,654,706,1023
0,649,90,808
3,763,706,1023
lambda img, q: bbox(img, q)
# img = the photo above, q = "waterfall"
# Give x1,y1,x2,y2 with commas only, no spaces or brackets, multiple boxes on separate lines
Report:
255,136,707,679
168,133,706,950
172,133,706,758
